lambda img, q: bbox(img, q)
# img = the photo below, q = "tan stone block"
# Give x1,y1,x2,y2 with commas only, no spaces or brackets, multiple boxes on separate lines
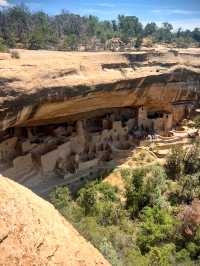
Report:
13,153,33,173
41,149,59,173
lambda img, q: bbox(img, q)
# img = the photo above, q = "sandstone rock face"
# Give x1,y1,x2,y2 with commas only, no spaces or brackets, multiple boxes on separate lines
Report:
0,175,110,266
0,49,200,130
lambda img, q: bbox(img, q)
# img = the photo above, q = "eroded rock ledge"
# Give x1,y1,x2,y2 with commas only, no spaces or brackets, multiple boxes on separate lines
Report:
0,175,110,265
0,49,200,130
0,66,199,129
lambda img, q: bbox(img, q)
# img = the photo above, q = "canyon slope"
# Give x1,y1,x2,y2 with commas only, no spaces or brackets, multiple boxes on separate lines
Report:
0,48,200,130
0,175,110,266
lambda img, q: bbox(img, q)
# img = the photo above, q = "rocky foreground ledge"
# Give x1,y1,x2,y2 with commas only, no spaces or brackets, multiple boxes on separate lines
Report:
0,175,110,266
0,49,200,130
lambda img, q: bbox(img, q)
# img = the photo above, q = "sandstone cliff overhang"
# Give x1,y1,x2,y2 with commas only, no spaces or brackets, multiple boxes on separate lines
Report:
0,49,200,130
0,175,110,266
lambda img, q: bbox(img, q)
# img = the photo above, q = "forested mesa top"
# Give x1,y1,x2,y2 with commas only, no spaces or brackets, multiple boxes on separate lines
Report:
0,5,200,52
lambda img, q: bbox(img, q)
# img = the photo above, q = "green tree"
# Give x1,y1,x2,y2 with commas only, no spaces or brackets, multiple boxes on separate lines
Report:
137,206,175,254
6,5,31,45
95,201,124,226
0,37,8,52
29,11,56,49
192,28,200,46
96,182,118,202
0,5,198,50
154,22,173,43
183,142,200,175
165,146,185,180
87,15,99,37
145,165,167,207
77,183,98,215
126,166,167,217
118,15,143,42
179,174,200,203
28,30,46,49
144,22,157,37
112,20,118,32
125,168,146,217
63,34,79,50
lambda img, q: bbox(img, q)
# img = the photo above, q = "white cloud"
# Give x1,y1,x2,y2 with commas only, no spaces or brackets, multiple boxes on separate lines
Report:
151,9,200,16
97,3,115,8
151,9,162,14
79,8,119,19
0,0,10,7
143,18,200,30
170,19,200,30
170,9,198,15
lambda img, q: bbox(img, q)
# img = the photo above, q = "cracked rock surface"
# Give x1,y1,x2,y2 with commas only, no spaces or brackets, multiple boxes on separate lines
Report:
0,175,110,266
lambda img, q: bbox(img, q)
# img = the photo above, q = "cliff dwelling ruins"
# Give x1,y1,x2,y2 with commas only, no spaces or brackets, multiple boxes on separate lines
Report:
0,105,193,179
0,48,200,194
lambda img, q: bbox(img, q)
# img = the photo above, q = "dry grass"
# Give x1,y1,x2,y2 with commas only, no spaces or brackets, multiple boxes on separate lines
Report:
0,48,199,93
131,149,155,165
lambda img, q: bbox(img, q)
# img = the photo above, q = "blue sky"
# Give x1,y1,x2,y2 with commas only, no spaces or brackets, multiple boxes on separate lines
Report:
1,0,200,30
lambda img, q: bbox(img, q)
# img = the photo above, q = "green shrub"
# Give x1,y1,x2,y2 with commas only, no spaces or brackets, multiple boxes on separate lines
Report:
77,183,98,215
76,216,107,246
147,243,176,266
95,201,124,226
49,170,200,265
0,38,8,52
186,242,200,260
125,168,147,217
168,172,200,205
137,206,175,254
179,174,200,203
125,166,167,217
124,249,148,266
165,146,185,180
120,168,132,183
99,238,121,266
175,36,195,48
145,165,167,206
107,225,135,252
50,186,72,209
96,182,119,202
183,143,200,175
49,186,84,222
175,248,193,265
